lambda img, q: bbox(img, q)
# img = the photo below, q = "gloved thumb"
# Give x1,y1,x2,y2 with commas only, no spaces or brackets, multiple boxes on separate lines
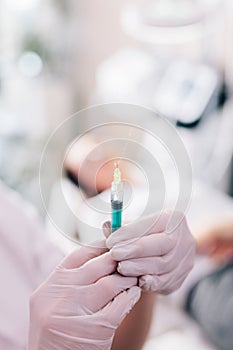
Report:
102,221,112,238
102,221,130,238
60,240,107,269
100,286,141,328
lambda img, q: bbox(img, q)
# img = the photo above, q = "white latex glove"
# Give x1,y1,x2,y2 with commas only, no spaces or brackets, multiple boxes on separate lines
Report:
27,241,141,350
104,211,196,294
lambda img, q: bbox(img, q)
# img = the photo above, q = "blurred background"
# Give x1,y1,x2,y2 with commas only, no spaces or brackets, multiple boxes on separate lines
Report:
1,0,233,211
1,1,233,349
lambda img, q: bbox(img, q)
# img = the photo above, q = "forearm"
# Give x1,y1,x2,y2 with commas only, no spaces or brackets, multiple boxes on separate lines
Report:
111,291,156,350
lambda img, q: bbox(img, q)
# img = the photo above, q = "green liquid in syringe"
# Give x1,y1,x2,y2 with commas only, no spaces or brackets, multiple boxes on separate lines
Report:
111,205,122,232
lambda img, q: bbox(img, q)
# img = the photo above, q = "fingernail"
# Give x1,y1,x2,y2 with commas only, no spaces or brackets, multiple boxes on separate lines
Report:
103,221,111,229
117,261,128,274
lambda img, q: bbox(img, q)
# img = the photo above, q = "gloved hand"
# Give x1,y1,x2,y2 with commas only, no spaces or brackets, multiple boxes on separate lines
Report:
27,241,141,350
104,211,196,294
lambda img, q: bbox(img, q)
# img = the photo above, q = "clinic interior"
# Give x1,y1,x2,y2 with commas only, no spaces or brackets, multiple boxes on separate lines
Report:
1,1,233,350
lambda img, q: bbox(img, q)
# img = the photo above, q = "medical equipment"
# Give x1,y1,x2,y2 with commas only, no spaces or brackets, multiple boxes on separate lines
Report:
111,164,123,232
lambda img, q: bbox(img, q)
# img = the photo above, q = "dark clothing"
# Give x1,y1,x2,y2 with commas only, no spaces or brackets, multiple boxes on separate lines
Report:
186,261,233,350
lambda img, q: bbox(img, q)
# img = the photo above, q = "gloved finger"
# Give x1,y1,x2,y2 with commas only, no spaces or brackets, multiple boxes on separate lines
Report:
47,274,138,313
117,254,179,276
102,221,111,238
60,240,108,269
139,267,190,294
55,252,117,285
89,274,138,312
106,212,174,248
139,246,195,293
98,286,141,328
52,286,142,338
102,221,131,239
110,233,175,261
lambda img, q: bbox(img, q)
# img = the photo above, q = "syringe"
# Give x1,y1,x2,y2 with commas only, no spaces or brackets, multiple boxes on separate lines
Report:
111,163,123,233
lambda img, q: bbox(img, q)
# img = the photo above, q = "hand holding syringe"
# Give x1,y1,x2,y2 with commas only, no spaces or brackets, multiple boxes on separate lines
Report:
105,166,196,293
